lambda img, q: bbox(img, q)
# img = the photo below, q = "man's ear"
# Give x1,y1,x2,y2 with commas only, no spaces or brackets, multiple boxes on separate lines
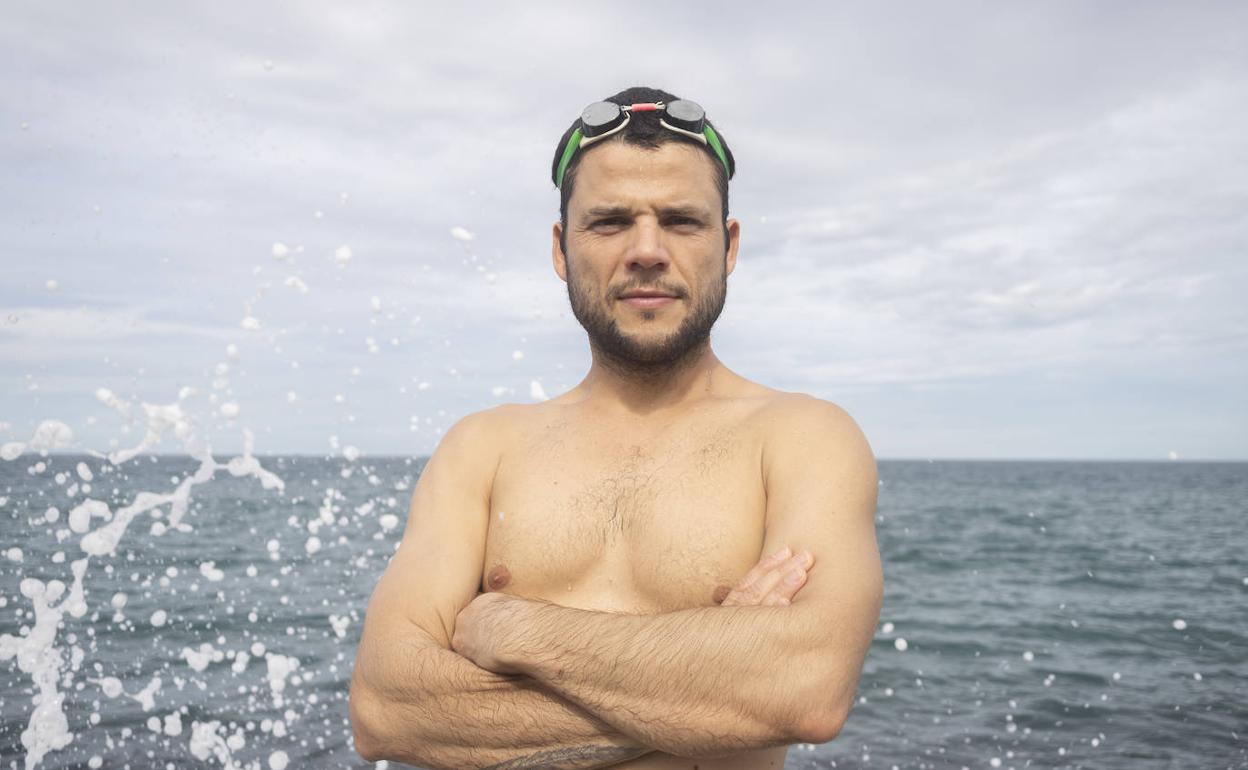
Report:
725,217,740,276
552,222,568,282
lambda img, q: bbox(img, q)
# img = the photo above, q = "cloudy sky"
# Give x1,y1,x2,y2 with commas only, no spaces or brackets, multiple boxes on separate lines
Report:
3,2,1246,460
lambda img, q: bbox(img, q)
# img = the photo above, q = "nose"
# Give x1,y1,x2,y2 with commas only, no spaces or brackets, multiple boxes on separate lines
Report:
625,217,669,273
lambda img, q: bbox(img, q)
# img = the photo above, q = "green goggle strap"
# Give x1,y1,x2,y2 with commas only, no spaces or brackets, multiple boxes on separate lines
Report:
555,127,583,189
554,124,731,189
703,126,730,179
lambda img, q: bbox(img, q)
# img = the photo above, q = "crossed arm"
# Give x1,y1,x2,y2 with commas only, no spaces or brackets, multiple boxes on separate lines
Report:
350,547,813,769
349,398,882,768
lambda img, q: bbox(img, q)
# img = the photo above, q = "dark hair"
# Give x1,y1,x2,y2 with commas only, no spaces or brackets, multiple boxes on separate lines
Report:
551,86,737,254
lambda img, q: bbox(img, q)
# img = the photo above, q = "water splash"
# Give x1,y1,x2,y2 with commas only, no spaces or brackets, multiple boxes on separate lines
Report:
1,393,285,768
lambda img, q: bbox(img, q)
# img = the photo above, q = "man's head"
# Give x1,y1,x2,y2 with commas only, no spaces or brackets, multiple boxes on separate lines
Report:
550,86,741,374
551,86,736,255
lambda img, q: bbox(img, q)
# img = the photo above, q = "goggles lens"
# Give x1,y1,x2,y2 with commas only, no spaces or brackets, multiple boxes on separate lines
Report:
555,99,731,188
580,102,625,137
662,100,705,134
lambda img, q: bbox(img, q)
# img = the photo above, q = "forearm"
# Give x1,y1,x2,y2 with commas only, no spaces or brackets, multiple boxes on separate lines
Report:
498,601,831,757
351,635,650,769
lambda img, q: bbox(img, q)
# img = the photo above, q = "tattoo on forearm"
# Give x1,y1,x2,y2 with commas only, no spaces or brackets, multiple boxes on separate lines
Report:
482,744,648,770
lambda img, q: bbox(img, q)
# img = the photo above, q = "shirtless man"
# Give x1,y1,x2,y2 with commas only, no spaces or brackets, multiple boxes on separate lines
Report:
349,86,883,769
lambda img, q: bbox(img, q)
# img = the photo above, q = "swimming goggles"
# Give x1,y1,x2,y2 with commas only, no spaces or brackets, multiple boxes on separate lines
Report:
554,100,732,188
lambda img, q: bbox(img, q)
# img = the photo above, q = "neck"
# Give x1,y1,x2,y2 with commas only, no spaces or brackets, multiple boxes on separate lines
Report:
580,338,722,417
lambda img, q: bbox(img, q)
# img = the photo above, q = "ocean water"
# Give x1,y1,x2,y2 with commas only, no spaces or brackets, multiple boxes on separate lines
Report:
1,455,1245,769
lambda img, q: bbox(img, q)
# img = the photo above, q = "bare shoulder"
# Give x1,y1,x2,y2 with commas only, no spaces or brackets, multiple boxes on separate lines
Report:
426,405,516,481
757,392,876,480
434,401,549,463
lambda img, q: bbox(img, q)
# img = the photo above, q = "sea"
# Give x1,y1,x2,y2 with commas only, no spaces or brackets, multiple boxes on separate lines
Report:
2,455,1245,770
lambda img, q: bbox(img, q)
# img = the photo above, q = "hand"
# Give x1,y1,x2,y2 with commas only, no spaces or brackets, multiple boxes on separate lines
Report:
715,546,814,607
452,591,526,674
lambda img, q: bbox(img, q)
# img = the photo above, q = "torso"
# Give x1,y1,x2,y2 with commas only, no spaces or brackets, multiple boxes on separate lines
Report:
481,382,791,769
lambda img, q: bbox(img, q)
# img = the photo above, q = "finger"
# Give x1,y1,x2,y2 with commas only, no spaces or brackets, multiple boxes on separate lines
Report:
733,546,792,595
763,550,815,604
721,568,803,607
765,565,809,603
740,551,812,603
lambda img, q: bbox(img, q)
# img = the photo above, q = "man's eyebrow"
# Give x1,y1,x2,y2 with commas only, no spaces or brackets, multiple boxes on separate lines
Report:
580,205,713,221
582,206,633,221
656,205,713,219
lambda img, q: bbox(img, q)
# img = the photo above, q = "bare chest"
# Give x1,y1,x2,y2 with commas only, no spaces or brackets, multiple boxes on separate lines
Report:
484,415,766,613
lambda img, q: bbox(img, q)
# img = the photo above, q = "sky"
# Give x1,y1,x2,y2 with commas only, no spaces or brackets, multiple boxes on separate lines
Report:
2,2,1246,460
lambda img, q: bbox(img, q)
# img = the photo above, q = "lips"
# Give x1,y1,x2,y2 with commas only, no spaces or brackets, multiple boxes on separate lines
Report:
619,290,679,309
618,288,680,300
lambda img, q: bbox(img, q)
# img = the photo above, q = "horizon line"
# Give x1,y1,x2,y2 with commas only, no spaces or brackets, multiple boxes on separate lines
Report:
20,451,1248,464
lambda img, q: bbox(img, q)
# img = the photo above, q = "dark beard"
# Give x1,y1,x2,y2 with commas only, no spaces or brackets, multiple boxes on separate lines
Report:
565,259,727,377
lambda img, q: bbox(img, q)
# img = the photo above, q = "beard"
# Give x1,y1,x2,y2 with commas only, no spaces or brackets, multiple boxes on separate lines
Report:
565,258,728,376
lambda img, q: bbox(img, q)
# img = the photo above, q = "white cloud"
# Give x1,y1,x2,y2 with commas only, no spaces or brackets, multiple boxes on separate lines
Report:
3,3,1246,458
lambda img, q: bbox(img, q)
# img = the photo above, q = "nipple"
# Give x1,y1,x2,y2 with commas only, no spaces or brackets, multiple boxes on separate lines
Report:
486,564,512,591
712,584,731,605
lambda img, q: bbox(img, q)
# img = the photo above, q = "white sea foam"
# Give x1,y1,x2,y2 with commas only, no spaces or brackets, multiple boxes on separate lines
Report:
97,677,124,698
94,388,131,420
265,653,300,707
189,720,243,769
68,499,110,534
0,559,90,767
5,351,298,767
183,643,224,672
107,397,196,465
129,676,162,711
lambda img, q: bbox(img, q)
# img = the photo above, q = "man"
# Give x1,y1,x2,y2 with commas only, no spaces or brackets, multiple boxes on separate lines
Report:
349,86,882,769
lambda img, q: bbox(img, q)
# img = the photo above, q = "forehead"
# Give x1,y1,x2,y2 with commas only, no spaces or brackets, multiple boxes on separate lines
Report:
569,140,720,215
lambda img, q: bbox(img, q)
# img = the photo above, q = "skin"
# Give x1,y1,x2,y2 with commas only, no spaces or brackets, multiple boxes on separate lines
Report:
349,137,882,769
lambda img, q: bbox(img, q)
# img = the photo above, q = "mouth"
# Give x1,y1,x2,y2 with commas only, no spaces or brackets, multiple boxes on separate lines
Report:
618,288,680,309
619,294,678,305
619,288,678,298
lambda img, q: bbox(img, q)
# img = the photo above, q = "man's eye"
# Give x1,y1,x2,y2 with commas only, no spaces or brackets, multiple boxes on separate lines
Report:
594,218,627,228
668,217,702,227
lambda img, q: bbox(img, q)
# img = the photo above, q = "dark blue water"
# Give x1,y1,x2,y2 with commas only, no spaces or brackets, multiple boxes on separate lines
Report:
2,456,1245,769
